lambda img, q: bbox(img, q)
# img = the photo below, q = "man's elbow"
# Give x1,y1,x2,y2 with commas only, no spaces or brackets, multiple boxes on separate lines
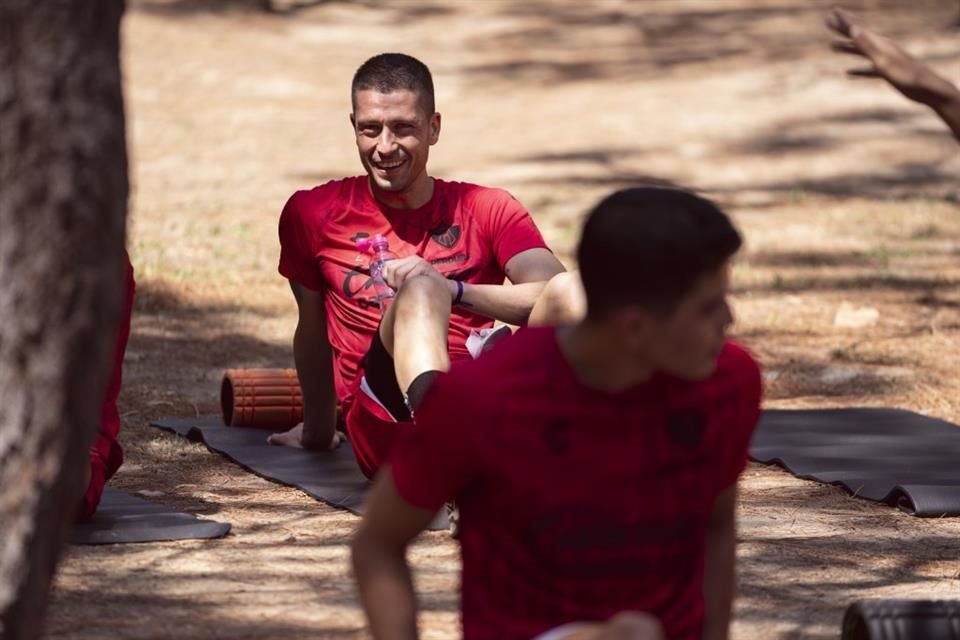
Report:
293,320,329,354
708,484,739,531
708,506,736,531
528,271,586,327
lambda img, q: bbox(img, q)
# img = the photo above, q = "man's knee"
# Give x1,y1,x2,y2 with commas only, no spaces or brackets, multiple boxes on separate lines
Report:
379,275,451,354
530,271,587,326
395,274,450,307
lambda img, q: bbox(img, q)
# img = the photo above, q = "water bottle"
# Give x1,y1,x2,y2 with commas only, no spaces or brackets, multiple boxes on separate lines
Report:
356,234,397,311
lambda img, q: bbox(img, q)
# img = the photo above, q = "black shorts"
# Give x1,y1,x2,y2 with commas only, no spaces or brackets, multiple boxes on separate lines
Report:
360,325,507,422
361,328,411,422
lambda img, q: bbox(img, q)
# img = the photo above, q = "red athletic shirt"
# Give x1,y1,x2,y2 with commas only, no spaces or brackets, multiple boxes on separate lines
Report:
278,176,548,409
390,328,763,640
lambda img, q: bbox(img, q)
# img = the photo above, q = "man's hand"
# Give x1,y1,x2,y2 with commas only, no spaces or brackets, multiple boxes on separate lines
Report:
826,7,956,107
536,613,664,640
381,256,455,299
267,422,344,450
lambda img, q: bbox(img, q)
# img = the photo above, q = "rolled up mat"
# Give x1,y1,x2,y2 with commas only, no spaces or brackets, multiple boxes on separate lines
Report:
842,600,960,639
221,368,303,429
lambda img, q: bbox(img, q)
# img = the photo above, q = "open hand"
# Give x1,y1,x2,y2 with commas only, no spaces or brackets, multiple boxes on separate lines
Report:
826,6,949,106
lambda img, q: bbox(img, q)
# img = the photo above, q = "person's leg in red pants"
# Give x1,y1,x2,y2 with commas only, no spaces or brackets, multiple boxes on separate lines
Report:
77,252,136,522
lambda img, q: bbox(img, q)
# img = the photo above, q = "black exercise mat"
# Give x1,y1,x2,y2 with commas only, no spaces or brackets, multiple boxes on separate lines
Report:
149,416,448,530
842,600,960,639
71,486,231,545
752,408,960,517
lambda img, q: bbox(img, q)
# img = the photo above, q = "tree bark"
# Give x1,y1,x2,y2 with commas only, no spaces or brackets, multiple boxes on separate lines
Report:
0,1,128,637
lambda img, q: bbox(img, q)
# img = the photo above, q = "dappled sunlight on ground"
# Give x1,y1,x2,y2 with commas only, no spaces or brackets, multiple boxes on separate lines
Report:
44,1,960,638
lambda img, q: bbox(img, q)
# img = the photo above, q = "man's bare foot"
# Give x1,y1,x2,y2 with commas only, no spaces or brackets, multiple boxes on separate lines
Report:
266,422,343,450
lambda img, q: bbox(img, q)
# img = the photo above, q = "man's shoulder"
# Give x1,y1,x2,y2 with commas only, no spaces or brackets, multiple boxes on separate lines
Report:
714,341,761,381
702,341,763,412
440,328,554,391
418,330,554,436
285,176,365,212
437,179,520,209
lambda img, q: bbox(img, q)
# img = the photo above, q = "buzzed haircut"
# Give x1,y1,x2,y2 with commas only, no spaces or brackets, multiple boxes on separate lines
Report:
351,53,435,115
577,186,742,318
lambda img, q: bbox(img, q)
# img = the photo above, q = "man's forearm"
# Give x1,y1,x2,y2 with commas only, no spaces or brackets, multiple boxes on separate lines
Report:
702,520,736,640
293,323,337,447
453,281,549,325
929,82,960,143
352,537,419,640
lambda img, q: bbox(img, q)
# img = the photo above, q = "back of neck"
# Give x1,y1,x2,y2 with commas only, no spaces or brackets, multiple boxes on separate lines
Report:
557,324,655,392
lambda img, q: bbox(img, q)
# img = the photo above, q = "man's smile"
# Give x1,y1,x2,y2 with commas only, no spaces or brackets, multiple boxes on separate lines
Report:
372,157,405,172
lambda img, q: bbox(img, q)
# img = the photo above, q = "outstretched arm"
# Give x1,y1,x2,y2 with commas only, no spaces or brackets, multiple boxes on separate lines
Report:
352,467,439,640
827,6,960,142
267,281,341,450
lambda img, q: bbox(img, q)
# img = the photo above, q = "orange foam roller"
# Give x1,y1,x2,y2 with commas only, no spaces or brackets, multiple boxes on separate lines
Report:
220,368,303,429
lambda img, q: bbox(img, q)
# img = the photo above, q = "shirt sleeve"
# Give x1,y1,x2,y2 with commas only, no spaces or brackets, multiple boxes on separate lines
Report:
278,190,324,291
717,346,763,489
389,370,481,511
480,189,550,268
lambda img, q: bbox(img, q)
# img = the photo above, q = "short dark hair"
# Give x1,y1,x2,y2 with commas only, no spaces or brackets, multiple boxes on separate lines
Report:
577,186,742,318
351,53,435,115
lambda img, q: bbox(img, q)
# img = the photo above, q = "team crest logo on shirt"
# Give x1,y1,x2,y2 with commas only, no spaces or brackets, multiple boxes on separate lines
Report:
665,408,706,450
430,222,461,249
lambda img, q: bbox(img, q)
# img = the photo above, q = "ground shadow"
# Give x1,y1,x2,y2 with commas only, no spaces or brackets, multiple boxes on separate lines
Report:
741,272,955,295
132,0,454,20
457,0,952,85
108,278,300,511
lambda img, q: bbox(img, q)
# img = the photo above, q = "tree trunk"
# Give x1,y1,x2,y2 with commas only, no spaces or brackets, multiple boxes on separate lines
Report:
0,1,128,637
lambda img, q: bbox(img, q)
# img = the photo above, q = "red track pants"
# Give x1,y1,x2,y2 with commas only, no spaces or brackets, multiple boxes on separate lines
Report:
77,252,136,522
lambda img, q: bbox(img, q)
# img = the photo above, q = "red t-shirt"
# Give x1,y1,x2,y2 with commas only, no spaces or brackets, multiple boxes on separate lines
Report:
278,176,548,409
390,328,763,640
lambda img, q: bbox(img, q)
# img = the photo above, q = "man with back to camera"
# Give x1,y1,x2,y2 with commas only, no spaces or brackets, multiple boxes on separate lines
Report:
269,52,570,478
351,186,764,640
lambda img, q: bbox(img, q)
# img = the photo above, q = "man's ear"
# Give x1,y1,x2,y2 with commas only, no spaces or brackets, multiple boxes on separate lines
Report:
429,112,441,145
349,113,356,131
616,306,656,349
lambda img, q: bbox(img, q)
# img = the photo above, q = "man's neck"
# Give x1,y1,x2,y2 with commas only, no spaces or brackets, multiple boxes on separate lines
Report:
557,323,655,392
369,176,434,210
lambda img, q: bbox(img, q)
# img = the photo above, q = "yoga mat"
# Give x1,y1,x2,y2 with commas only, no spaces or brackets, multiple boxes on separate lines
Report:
752,408,960,517
71,487,231,545
149,416,448,530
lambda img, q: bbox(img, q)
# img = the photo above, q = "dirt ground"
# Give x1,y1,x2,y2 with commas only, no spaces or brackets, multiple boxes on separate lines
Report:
42,1,960,638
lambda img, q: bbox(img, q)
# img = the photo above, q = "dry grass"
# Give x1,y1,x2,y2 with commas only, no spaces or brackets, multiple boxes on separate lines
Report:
43,1,960,638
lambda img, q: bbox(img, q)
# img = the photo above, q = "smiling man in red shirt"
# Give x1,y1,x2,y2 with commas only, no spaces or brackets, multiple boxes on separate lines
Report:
352,187,763,640
271,53,567,477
